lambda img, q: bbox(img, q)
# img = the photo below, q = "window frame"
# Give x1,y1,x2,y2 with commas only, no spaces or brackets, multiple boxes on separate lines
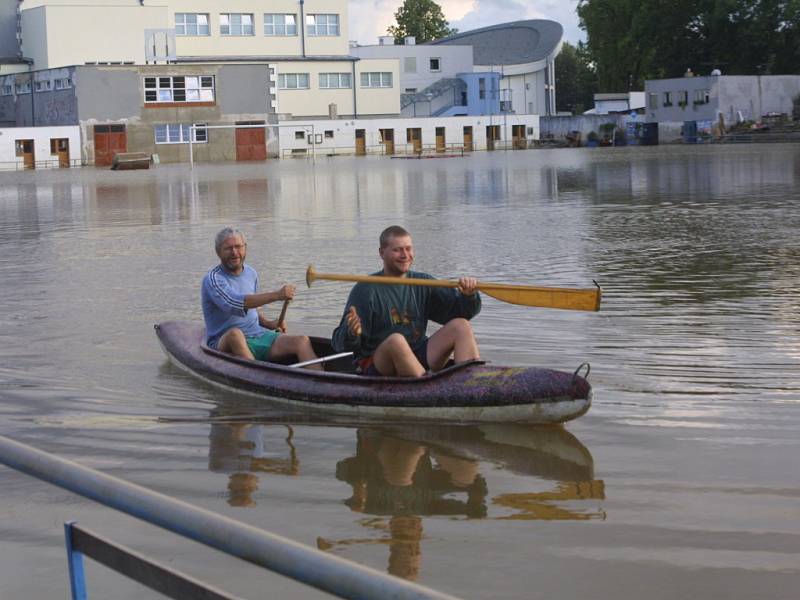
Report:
154,123,208,145
429,57,441,72
360,72,392,88
264,13,297,36
175,13,210,36
144,75,215,104
278,73,310,90
306,13,339,36
220,13,255,36
319,72,352,89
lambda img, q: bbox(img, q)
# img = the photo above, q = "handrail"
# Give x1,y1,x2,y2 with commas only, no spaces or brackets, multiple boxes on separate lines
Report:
0,434,460,600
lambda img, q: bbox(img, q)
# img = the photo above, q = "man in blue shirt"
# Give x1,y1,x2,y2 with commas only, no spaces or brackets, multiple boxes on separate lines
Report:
202,227,319,367
332,225,481,377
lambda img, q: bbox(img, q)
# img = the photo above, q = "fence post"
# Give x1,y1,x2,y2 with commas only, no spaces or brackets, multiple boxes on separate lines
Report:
64,521,88,600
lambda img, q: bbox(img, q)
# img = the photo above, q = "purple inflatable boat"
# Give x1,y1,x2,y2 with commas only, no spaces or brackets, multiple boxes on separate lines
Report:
155,321,592,424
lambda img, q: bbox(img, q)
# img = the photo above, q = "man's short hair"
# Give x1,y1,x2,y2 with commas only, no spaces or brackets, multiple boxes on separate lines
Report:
215,227,246,253
379,225,410,248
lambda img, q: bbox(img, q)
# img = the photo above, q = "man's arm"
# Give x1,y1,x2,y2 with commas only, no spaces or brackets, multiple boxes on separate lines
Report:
244,284,295,309
332,286,368,353
427,275,481,324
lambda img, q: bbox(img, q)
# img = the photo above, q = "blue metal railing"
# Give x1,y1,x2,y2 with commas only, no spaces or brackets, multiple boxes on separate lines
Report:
0,434,460,600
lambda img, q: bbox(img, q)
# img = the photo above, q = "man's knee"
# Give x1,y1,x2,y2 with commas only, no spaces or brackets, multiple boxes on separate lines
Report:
446,318,473,336
381,333,412,352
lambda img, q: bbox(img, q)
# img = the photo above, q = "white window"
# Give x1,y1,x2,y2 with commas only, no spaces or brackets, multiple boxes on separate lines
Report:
306,14,339,36
264,14,296,36
678,90,689,106
175,13,209,36
360,72,392,88
15,81,31,94
693,89,710,104
663,91,672,106
278,73,309,89
221,13,254,36
648,92,658,109
144,76,215,103
404,57,417,73
34,80,52,92
429,57,441,72
54,77,71,90
1,84,13,96
319,73,351,89
154,123,207,144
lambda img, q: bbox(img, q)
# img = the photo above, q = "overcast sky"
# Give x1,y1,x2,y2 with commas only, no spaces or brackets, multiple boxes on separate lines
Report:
348,0,584,45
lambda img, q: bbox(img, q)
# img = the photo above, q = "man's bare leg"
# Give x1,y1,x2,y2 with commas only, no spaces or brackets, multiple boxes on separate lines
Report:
373,333,426,377
217,328,255,360
426,318,479,372
268,335,323,370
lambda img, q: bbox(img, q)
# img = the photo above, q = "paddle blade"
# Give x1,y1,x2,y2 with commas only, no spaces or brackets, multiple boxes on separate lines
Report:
480,285,601,311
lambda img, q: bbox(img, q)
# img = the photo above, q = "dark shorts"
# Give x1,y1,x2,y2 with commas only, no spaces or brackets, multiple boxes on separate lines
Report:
359,343,429,376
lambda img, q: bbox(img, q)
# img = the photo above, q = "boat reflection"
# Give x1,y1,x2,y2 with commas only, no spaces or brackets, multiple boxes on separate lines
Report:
317,424,605,580
207,422,298,507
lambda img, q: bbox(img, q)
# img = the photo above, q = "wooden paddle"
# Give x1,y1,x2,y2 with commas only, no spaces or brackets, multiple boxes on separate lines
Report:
306,265,601,311
276,299,291,330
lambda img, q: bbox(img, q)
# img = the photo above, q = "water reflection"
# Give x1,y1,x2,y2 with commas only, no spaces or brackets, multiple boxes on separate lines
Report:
207,422,298,507
320,424,604,580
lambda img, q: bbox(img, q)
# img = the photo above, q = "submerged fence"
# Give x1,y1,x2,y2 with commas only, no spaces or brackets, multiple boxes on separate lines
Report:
0,434,460,600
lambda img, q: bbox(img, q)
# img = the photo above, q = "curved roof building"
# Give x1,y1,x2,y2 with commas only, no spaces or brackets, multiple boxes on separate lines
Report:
431,20,563,115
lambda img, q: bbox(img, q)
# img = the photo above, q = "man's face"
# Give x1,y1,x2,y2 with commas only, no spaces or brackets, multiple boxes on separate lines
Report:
217,234,247,273
379,234,414,276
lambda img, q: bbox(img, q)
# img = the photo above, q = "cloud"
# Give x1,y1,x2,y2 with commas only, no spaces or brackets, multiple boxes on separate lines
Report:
348,0,584,46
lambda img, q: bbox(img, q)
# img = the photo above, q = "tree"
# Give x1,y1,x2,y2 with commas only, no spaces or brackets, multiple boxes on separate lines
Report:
555,41,598,114
387,0,457,44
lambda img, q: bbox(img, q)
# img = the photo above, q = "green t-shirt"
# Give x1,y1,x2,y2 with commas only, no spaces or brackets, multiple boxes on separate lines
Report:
331,270,481,359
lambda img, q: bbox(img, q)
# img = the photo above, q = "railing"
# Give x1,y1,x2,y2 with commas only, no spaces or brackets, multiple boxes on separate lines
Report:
0,158,83,171
281,142,470,159
0,434,460,600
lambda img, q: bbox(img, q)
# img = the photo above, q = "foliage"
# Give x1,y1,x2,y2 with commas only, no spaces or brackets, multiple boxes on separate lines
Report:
577,0,800,91
387,0,457,43
555,41,598,113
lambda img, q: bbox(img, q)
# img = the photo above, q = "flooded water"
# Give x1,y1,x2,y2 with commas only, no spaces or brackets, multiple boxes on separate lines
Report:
0,145,798,599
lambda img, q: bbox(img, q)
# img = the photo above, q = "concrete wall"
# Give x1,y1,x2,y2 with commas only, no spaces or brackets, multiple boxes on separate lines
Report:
352,43,473,93
0,125,80,168
277,114,540,156
0,0,19,56
540,114,623,140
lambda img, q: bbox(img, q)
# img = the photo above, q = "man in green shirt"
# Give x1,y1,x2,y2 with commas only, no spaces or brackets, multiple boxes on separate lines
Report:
332,226,481,377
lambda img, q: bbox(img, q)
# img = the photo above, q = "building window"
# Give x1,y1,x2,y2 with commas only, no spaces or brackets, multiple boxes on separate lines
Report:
295,130,305,140
175,13,209,36
678,90,689,107
220,13,254,36
306,14,339,36
429,58,440,72
325,130,334,138
264,14,296,36
144,76,215,103
648,92,658,109
34,80,52,92
319,73,351,89
360,72,392,88
15,81,31,94
278,73,309,89
478,78,485,99
154,123,207,144
53,77,71,90
693,89,710,104
405,88,417,93
662,91,672,107
1,84,12,96
404,57,417,73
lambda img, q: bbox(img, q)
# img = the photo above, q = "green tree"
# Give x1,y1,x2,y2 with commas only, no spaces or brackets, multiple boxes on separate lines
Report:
555,41,598,114
387,0,457,44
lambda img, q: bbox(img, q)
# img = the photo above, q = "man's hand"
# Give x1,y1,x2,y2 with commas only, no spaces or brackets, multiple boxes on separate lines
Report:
277,284,296,301
346,306,362,337
458,276,478,296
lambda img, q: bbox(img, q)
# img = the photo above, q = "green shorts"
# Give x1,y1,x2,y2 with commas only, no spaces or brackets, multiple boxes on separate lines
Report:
246,330,280,361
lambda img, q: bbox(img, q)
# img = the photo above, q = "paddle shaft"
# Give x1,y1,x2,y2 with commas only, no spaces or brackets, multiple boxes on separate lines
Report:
306,267,601,312
276,299,291,328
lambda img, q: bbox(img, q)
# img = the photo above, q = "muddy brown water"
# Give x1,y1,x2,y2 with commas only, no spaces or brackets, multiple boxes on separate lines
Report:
0,145,798,599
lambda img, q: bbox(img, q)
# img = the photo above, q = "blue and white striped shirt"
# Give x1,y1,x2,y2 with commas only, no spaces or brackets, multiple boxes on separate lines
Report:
201,264,267,348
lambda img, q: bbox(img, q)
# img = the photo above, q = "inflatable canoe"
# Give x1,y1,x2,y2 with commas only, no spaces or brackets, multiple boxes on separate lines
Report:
154,321,592,424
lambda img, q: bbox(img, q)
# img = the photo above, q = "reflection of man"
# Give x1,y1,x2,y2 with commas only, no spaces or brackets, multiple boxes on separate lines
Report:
207,422,299,507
